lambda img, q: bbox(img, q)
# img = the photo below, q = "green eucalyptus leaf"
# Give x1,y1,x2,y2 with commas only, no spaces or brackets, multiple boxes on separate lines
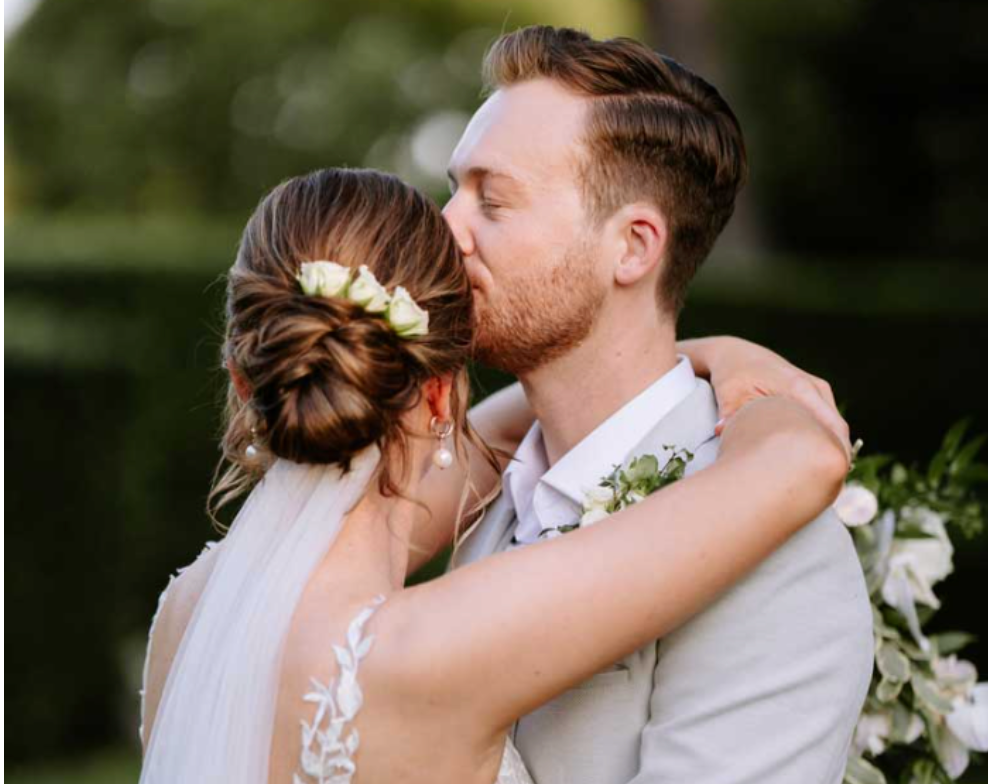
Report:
931,632,976,656
890,702,918,743
893,528,938,540
951,433,986,473
941,419,970,458
955,463,988,484
877,642,911,683
928,450,949,487
844,754,888,784
907,758,940,784
637,454,659,476
899,638,929,662
912,675,954,715
877,676,905,703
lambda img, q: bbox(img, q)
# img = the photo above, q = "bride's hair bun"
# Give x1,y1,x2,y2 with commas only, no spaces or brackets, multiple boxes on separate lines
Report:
211,168,479,511
239,282,420,467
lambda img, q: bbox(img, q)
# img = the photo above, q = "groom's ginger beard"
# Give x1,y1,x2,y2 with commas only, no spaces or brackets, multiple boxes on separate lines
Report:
470,238,605,376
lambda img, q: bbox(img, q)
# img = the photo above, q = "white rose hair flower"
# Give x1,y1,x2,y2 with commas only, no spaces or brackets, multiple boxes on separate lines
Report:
386,286,430,337
347,265,391,314
297,260,351,298
296,262,429,338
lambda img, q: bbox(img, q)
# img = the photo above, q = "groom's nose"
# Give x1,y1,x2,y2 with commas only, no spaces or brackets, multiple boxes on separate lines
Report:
441,197,476,258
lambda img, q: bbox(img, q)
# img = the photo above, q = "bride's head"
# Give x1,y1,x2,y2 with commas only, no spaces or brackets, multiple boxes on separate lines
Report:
211,168,492,516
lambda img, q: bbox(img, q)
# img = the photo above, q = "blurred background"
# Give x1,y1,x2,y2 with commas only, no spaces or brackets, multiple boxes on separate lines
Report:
5,0,988,780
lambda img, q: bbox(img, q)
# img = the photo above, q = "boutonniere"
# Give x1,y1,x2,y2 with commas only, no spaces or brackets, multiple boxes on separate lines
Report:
536,445,694,540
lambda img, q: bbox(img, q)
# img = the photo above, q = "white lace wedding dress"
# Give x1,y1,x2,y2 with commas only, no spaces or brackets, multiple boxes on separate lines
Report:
138,454,534,784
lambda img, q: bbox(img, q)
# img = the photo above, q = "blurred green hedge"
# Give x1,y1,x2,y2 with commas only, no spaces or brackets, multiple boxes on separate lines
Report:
6,217,988,762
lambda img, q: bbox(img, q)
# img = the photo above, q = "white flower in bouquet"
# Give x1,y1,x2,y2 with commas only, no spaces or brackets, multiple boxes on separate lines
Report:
881,531,954,611
947,684,988,754
297,260,351,298
386,286,429,337
875,506,954,652
347,265,391,314
854,709,924,758
835,483,880,526
933,655,978,695
841,424,987,784
902,506,953,548
854,711,893,757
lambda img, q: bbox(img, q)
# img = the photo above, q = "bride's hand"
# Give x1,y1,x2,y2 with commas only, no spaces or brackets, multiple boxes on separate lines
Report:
677,336,851,459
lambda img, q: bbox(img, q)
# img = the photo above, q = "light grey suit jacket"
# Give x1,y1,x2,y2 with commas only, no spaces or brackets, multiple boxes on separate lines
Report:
452,380,873,784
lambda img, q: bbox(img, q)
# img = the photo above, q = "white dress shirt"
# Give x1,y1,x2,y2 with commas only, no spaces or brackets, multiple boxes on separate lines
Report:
505,355,698,544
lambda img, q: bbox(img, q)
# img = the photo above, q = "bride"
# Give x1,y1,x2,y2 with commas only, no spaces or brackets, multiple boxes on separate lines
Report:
138,167,850,784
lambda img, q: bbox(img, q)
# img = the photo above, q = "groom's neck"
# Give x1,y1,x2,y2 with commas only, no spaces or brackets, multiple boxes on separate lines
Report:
520,315,679,466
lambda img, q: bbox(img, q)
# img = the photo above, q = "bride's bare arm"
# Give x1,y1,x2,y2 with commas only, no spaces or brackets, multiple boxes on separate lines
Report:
410,337,849,575
391,397,848,735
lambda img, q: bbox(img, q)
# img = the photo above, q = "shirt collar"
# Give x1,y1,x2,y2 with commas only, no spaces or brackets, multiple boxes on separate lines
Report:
503,419,549,519
541,355,698,506
503,355,698,514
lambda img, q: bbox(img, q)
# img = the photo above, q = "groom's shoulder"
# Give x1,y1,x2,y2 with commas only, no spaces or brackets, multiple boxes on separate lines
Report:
697,429,864,595
668,383,870,634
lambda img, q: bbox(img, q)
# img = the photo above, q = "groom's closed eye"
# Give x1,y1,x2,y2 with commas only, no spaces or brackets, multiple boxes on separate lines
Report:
479,191,505,214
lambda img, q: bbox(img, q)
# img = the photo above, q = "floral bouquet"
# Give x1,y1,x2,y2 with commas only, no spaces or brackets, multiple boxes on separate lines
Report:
838,422,988,784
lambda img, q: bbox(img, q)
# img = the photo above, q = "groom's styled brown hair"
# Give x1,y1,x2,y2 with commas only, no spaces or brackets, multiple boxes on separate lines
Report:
483,26,747,316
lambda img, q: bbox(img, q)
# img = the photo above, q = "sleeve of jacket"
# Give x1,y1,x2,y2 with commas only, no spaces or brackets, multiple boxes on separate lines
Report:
625,507,874,784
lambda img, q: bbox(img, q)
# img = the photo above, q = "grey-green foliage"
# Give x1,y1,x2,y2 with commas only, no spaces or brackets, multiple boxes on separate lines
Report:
5,0,503,213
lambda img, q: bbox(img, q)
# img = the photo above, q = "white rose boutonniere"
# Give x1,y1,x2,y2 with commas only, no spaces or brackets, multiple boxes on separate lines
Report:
386,286,429,338
297,260,351,298
347,265,391,314
536,446,694,540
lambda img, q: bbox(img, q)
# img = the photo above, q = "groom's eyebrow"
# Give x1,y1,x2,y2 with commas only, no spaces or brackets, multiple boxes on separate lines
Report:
446,166,524,193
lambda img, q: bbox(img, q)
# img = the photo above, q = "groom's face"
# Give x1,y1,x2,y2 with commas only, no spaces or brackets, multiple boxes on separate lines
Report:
444,79,607,375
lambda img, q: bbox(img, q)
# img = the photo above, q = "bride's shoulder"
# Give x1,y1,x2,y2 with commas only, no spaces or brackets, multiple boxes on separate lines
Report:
155,541,224,635
141,540,224,746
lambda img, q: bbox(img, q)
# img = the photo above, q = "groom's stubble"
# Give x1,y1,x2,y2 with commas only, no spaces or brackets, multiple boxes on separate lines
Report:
471,235,605,376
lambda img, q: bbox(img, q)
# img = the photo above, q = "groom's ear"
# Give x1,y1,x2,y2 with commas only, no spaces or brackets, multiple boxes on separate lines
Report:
610,204,668,288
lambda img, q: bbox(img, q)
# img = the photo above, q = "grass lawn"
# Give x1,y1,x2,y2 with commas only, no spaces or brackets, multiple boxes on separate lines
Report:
6,748,140,784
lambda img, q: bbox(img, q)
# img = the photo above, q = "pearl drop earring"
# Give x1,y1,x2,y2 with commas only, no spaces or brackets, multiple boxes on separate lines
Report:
430,416,454,470
245,426,260,461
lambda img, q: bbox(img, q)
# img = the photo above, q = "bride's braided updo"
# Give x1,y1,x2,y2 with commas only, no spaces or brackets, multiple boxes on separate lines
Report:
210,168,491,517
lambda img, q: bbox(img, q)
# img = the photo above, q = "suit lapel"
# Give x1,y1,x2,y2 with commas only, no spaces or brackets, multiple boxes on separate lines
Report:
621,379,720,474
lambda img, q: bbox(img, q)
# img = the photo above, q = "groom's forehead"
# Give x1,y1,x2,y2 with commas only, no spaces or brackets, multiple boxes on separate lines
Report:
451,83,586,183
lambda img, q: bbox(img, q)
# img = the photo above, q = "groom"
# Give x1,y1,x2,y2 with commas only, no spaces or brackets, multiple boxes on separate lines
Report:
445,26,873,784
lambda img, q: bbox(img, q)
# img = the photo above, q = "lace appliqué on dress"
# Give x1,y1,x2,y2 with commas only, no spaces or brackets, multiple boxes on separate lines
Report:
294,595,386,784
